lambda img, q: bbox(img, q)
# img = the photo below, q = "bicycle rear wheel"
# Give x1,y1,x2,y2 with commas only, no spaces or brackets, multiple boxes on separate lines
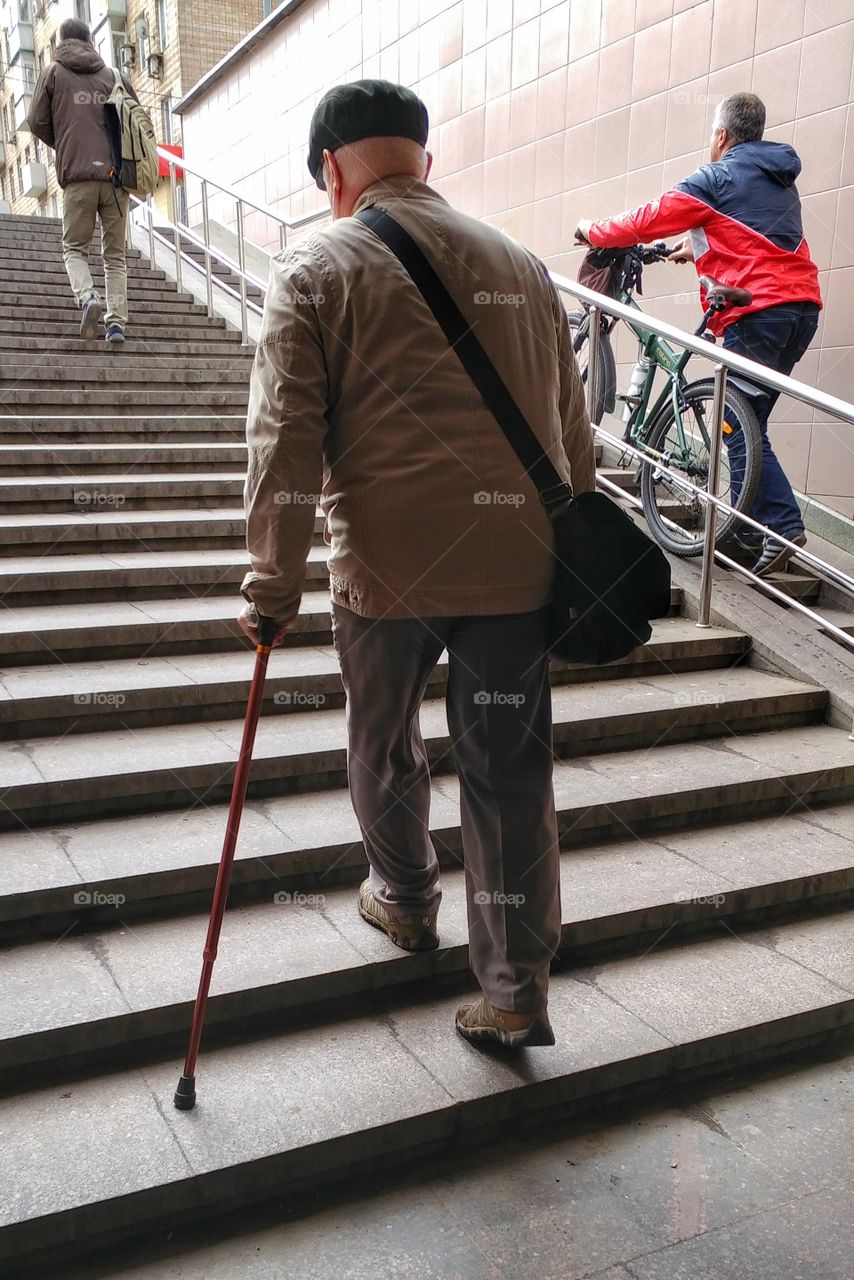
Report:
568,309,616,425
640,378,762,557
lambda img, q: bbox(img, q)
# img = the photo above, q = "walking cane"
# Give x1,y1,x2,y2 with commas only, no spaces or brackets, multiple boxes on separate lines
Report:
174,614,278,1111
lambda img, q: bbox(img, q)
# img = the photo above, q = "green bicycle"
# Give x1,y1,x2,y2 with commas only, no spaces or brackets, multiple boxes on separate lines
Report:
569,243,763,557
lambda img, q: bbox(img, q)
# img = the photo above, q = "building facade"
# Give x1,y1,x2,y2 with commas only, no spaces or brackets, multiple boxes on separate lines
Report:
0,0,268,217
175,0,854,521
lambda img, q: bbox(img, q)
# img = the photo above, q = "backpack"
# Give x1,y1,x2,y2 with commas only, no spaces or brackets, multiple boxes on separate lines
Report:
104,68,159,197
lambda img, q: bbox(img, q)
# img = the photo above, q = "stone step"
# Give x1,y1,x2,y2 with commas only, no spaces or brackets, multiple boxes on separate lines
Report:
4,365,251,391
0,442,249,476
0,580,658,664
6,272,182,296
0,905,852,1273
0,335,248,358
0,297,209,318
0,503,312,545
0,414,249,445
2,804,852,1079
0,388,249,410
0,721,848,936
0,669,826,830
0,544,323,606
0,618,750,738
0,350,253,375
0,308,229,330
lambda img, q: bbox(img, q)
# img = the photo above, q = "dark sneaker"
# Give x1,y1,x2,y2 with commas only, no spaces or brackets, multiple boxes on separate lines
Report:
80,292,104,340
357,880,439,951
752,531,807,578
733,528,764,554
456,995,555,1048
106,324,126,345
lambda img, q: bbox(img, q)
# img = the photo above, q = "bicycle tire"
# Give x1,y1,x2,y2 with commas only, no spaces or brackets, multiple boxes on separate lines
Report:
568,309,616,425
639,378,763,557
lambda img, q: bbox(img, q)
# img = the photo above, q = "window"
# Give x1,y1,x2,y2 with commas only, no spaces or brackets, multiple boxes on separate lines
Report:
1,175,5,202
18,1,31,21
156,0,168,48
75,0,91,22
160,95,173,144
9,169,15,200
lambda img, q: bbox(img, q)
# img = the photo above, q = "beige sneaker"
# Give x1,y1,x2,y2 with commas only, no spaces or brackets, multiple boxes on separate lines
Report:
455,995,555,1048
357,880,439,951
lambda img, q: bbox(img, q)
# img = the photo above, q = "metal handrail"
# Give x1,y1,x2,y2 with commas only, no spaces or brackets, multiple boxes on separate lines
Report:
155,145,326,233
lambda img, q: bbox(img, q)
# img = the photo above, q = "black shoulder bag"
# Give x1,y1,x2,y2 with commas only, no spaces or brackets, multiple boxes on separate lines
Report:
355,207,672,665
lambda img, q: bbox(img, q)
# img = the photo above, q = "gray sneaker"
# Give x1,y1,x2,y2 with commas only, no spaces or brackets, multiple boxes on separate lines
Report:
752,531,807,577
80,292,104,340
357,880,439,951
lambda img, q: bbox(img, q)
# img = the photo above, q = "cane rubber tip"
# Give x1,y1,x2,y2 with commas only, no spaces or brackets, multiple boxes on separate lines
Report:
174,1074,197,1111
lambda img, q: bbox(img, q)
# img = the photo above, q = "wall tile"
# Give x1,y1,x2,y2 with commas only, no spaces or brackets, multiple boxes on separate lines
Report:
533,191,565,256
601,0,636,45
459,105,487,167
487,0,514,42
511,16,541,88
484,93,511,156
797,22,854,118
842,105,854,188
635,0,674,29
710,0,757,72
820,267,854,349
754,0,804,54
483,151,510,214
668,0,713,87
804,0,854,37
597,35,635,115
800,190,838,274
665,78,711,158
539,3,570,75
564,120,598,189
569,0,603,61
461,47,487,112
632,20,673,101
595,107,632,181
707,57,754,113
462,0,487,53
565,52,601,127
485,31,513,98
507,143,537,206
536,66,569,138
807,422,854,497
509,80,539,149
752,41,801,129
793,106,847,197
625,161,665,208
831,187,854,270
534,134,567,200
628,92,669,169
440,4,464,64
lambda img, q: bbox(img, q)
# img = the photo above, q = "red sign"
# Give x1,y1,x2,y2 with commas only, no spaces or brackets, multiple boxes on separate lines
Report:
158,144,184,180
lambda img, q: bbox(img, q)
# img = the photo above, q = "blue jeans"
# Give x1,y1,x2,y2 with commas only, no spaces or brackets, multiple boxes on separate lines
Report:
723,302,819,538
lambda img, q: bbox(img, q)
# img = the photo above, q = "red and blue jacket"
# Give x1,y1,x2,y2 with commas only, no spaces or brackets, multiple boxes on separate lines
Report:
587,141,822,335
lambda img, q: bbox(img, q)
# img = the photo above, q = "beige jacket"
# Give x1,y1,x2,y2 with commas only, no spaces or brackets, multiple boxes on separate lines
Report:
242,176,595,625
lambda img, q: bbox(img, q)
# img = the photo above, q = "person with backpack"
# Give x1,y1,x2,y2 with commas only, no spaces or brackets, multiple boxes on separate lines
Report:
27,18,144,344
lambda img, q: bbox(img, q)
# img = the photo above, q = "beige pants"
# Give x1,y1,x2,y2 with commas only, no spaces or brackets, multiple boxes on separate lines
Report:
62,181,129,329
332,603,561,1014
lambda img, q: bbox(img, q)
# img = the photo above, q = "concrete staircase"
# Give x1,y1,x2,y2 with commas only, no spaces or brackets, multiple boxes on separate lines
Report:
1,213,853,1275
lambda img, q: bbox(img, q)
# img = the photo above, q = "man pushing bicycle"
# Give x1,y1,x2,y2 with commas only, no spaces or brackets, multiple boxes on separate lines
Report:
575,92,821,578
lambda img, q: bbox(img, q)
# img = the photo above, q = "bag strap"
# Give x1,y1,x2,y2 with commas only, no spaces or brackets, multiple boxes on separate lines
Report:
355,206,573,513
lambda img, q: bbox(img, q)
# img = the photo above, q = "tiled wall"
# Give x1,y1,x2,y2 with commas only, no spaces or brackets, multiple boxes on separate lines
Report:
180,0,854,517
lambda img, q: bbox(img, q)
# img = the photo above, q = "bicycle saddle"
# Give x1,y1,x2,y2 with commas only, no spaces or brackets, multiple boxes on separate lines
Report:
699,275,753,308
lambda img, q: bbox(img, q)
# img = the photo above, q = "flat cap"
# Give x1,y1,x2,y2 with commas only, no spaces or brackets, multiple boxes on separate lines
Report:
307,79,429,190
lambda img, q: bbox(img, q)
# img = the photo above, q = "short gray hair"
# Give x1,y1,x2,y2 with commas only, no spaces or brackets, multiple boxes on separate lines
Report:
715,94,766,145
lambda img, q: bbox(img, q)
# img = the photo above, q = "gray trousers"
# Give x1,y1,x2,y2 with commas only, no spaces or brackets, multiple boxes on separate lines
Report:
332,603,561,1013
62,181,129,328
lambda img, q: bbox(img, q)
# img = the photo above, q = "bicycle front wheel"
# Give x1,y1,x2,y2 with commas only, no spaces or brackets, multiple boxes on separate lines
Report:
640,379,763,557
568,309,616,426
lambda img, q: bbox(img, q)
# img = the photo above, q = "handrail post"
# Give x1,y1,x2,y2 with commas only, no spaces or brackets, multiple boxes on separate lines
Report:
170,161,183,294
279,222,287,255
237,198,249,345
697,362,728,628
586,305,601,424
147,194,156,273
201,179,214,317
